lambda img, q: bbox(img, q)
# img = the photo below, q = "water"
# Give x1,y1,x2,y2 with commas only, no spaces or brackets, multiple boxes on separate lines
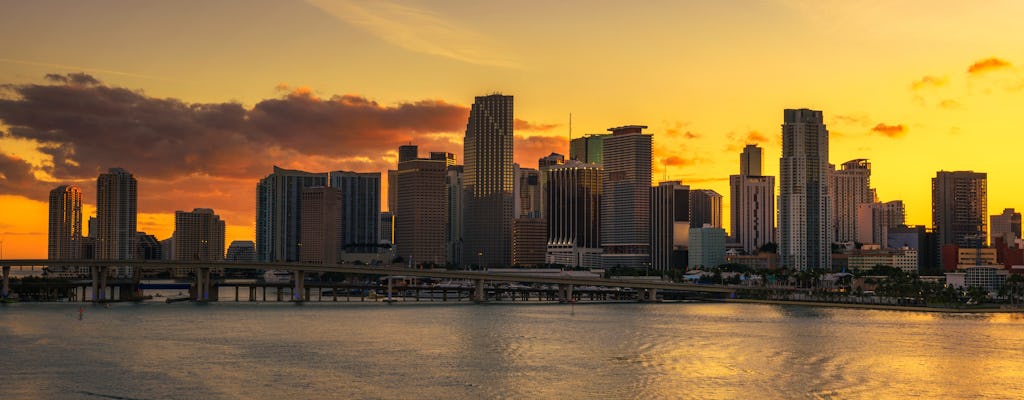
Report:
2,302,1023,399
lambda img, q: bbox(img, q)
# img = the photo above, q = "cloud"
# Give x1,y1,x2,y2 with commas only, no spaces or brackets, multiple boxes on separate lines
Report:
968,57,1012,74
663,155,697,167
514,135,568,167
910,75,947,90
938,99,962,109
869,123,907,138
0,153,49,200
514,119,560,132
663,121,699,139
725,130,773,151
44,72,100,85
306,0,518,68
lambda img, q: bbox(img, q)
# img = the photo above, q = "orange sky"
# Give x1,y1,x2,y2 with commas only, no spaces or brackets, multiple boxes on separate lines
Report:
2,1,1024,258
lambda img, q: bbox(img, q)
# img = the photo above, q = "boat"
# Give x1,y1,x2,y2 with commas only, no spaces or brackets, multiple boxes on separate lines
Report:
263,270,291,284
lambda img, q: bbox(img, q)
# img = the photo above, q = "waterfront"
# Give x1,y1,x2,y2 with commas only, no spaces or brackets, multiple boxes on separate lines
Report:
2,302,1024,399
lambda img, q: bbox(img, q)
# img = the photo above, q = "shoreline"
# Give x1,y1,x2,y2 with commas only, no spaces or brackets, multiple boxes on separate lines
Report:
720,298,1024,313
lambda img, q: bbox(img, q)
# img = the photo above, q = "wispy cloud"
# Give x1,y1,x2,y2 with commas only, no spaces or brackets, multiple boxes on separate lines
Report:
870,123,907,138
967,57,1012,74
306,0,519,68
910,75,947,90
0,58,184,83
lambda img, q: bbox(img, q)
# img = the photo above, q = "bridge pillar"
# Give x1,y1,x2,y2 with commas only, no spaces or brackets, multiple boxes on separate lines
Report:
567,284,574,303
647,288,658,302
98,267,108,301
293,270,305,302
557,284,567,303
473,279,486,303
1,265,9,299
91,266,99,301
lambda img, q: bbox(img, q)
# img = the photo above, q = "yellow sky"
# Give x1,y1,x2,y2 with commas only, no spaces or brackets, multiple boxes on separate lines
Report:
2,0,1024,258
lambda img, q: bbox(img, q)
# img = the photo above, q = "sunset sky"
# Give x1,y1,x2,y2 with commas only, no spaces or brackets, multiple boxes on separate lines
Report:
2,0,1024,258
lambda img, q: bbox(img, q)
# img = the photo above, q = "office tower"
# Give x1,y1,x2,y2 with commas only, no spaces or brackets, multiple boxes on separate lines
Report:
932,171,987,250
379,212,394,245
87,216,97,238
546,160,603,268
446,166,464,265
730,145,775,254
463,94,514,267
856,200,905,246
990,208,1022,243
739,144,763,176
299,187,343,264
689,225,726,268
136,232,163,260
387,169,398,212
651,181,690,271
689,189,723,228
569,134,610,164
601,125,653,269
226,240,257,262
173,208,225,261
778,109,832,270
429,151,457,167
329,171,381,253
512,217,547,266
48,185,83,260
831,159,873,243
396,159,448,266
256,166,329,262
398,145,419,163
96,168,138,276
159,237,173,260
537,153,565,218
514,165,541,217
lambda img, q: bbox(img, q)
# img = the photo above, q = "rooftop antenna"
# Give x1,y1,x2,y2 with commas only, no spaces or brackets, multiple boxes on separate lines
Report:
568,112,573,144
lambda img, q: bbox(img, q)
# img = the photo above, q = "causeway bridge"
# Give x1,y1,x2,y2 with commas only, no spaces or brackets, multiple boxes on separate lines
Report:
0,259,735,303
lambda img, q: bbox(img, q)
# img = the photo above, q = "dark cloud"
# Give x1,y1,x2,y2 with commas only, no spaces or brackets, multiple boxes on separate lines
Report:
968,57,1012,74
0,153,49,200
43,72,100,85
514,118,560,132
870,123,907,138
910,75,947,90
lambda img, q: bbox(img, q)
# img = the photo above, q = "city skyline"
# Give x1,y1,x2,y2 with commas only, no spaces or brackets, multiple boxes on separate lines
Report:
3,1,1024,257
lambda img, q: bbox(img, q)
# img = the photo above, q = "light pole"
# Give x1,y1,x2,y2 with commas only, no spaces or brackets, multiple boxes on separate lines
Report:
477,252,483,271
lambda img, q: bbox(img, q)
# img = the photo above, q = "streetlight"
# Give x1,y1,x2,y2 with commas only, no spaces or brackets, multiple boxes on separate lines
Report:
477,252,483,270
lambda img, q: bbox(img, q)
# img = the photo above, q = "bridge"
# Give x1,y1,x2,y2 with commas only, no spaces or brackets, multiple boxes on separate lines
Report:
0,259,735,303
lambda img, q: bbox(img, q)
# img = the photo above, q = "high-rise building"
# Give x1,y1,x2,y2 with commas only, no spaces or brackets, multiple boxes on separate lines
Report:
778,109,832,270
136,232,162,260
888,225,935,273
569,134,610,164
386,169,398,212
831,159,873,243
729,145,775,254
932,171,987,253
689,189,723,229
545,160,603,268
512,217,547,266
990,208,1022,243
226,240,257,262
429,151,456,167
299,187,343,264
856,200,905,246
463,94,514,267
601,125,652,269
173,208,225,261
514,165,541,217
396,159,448,266
256,166,328,262
329,171,381,253
398,144,419,163
379,212,395,245
689,225,726,268
96,168,138,276
446,166,464,265
651,181,690,271
48,185,83,260
537,153,565,218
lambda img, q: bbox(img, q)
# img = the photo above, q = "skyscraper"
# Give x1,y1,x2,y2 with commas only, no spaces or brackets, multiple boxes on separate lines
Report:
729,145,775,254
299,187,342,264
396,159,448,266
512,217,546,266
537,153,565,219
546,160,603,268
932,170,987,251
398,145,419,163
569,134,610,164
651,181,689,271
48,185,83,260
778,109,831,270
601,125,652,269
256,166,328,262
446,166,464,265
329,171,381,253
463,94,514,267
173,208,226,261
689,225,727,269
831,159,873,243
513,164,541,217
856,200,905,246
96,168,138,276
226,240,257,262
689,189,723,228
429,151,456,167
990,208,1021,243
